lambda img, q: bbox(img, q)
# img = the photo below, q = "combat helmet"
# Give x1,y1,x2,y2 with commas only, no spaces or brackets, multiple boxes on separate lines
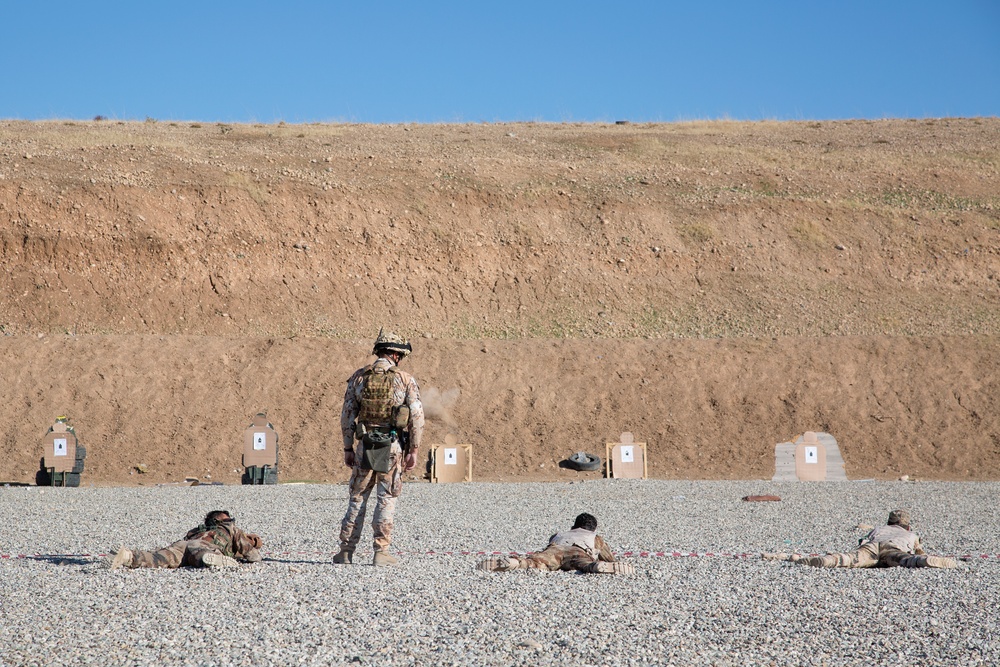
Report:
887,509,911,529
205,510,235,527
372,328,412,357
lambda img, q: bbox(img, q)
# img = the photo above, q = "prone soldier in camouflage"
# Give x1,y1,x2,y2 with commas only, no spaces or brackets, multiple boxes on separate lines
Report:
763,509,958,569
110,510,263,569
477,513,635,574
334,330,425,567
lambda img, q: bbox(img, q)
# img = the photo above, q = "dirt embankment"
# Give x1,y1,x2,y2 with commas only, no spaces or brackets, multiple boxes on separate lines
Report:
1,118,998,484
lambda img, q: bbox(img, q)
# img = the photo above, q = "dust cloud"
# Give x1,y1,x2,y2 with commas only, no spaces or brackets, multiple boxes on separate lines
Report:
421,387,461,427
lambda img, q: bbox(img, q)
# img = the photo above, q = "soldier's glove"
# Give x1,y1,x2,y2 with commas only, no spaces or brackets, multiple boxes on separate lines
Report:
249,534,263,549
344,449,356,468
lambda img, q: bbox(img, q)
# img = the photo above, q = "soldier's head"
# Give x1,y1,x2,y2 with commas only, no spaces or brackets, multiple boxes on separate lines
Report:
887,509,911,530
372,328,412,362
205,510,235,527
572,513,598,532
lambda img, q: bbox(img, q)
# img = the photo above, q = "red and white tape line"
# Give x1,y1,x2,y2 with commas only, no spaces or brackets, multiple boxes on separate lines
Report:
3,550,999,561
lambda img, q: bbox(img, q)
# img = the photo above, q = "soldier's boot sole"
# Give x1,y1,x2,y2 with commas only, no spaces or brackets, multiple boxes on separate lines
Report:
594,561,636,575
925,556,958,569
202,553,241,568
372,552,399,567
110,547,133,570
761,552,790,561
332,550,354,565
476,556,519,572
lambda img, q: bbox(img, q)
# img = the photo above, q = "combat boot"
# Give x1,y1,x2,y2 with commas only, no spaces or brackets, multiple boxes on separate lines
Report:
332,549,353,565
476,555,519,572
110,547,133,570
372,551,399,567
202,553,240,568
244,548,263,564
593,561,636,575
925,556,958,569
761,552,790,561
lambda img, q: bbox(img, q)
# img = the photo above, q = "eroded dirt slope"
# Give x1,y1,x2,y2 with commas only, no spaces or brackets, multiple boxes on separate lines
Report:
1,119,998,484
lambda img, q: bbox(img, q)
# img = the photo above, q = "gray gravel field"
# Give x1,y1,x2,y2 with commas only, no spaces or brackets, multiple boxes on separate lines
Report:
1,480,998,666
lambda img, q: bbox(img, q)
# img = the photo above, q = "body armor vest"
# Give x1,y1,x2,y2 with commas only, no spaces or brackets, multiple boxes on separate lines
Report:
549,527,599,556
358,366,398,426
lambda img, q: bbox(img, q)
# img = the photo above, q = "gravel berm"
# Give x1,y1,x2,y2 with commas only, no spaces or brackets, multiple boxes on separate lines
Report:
1,480,997,666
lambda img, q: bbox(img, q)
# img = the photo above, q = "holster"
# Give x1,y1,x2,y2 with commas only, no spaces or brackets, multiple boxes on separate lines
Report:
360,430,393,473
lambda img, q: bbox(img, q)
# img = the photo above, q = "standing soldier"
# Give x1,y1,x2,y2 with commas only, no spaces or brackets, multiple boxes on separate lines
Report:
110,510,263,569
476,513,635,574
334,330,425,567
763,509,958,569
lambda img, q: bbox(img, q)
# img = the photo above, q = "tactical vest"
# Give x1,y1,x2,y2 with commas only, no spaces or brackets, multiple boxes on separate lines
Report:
549,528,599,556
863,524,919,553
185,523,236,556
358,365,398,427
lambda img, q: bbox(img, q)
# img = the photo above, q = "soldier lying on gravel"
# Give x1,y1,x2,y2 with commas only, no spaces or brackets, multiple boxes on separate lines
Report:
110,510,263,569
476,512,634,574
762,508,957,569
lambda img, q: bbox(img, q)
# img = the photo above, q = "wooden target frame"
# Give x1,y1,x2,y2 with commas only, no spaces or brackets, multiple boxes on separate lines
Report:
605,432,648,479
430,433,472,483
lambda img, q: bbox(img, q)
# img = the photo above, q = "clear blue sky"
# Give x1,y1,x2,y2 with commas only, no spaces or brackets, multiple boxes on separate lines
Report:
3,1,997,124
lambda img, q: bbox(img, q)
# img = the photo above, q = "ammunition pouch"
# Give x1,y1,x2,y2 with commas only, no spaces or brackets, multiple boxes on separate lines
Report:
360,429,393,473
394,406,410,430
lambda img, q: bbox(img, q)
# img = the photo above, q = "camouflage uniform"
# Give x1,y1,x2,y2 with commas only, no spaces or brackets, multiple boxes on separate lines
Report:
338,356,424,556
514,527,618,573
117,522,261,569
787,510,957,569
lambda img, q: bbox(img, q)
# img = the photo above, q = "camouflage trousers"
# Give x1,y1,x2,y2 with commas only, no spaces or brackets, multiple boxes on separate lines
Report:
122,539,222,569
515,545,603,573
339,449,403,554
801,543,946,568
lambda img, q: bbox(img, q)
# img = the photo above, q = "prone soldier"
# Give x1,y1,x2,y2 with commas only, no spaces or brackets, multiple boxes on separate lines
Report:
763,508,958,569
110,510,263,569
477,513,635,574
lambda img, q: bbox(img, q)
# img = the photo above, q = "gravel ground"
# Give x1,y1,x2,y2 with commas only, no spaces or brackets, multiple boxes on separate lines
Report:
1,480,998,666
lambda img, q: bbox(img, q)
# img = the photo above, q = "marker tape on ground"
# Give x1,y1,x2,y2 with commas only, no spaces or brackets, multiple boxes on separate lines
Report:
3,550,999,561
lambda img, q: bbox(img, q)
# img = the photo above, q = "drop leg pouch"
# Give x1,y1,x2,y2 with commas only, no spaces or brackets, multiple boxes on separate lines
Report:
361,431,393,473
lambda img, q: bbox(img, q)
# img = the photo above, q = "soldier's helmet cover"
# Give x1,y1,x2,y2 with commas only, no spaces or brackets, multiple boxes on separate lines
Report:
887,509,911,528
205,510,235,527
372,328,412,357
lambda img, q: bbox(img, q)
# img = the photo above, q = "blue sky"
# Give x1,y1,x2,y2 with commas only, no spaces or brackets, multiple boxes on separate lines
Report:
3,1,998,124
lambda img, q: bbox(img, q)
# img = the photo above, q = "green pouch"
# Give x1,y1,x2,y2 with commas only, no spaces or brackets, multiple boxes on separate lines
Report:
361,431,393,473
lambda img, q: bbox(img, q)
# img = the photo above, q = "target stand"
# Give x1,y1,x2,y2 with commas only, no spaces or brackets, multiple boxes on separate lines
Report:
242,413,278,485
430,434,472,483
38,417,86,487
606,432,648,479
